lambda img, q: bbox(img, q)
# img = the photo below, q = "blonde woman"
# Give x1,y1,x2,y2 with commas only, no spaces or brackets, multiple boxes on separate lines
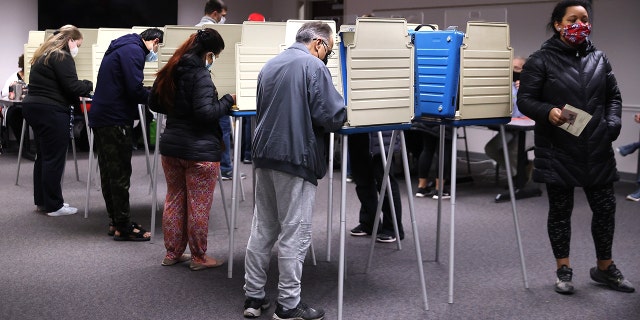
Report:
22,25,93,217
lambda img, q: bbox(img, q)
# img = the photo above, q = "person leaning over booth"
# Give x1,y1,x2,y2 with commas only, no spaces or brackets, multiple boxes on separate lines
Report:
518,0,634,294
242,22,346,320
149,28,235,270
88,28,163,241
21,25,93,217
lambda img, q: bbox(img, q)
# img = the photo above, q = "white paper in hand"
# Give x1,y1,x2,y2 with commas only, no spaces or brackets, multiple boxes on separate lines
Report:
559,104,592,137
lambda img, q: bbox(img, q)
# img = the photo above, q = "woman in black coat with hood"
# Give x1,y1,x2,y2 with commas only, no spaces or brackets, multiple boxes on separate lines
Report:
518,0,633,294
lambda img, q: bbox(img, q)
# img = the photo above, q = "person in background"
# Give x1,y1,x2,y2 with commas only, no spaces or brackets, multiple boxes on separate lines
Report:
1,54,36,160
89,28,163,241
518,0,634,294
348,131,405,243
21,25,93,216
412,123,453,199
149,28,234,270
196,0,235,179
484,56,530,178
196,0,228,26
243,22,346,320
616,112,640,201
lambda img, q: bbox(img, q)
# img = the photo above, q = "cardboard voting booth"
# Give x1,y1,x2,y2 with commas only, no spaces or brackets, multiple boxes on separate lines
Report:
456,22,513,120
235,22,286,111
160,25,242,96
74,28,98,85
23,31,46,85
91,28,132,86
339,17,414,127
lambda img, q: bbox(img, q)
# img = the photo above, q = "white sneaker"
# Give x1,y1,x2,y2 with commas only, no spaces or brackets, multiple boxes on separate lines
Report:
47,205,78,217
37,203,70,212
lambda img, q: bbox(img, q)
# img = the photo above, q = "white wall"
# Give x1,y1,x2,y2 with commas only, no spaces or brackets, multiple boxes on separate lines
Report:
0,0,38,85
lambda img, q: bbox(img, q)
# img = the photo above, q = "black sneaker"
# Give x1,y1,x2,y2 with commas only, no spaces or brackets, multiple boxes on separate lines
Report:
432,190,451,200
243,297,271,318
376,233,397,243
590,263,635,293
350,224,371,236
555,265,574,294
415,187,433,198
221,171,233,180
273,302,324,320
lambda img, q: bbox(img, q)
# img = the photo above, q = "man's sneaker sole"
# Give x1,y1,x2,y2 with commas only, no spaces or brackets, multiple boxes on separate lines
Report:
244,299,271,318
376,235,397,243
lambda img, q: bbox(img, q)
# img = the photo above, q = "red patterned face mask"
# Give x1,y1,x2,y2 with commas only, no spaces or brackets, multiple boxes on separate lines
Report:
562,23,591,45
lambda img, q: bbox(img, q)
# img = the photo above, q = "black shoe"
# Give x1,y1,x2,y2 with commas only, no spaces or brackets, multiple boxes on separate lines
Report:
22,151,36,161
350,224,371,236
555,265,575,294
415,187,433,198
432,189,451,200
243,297,271,318
376,233,397,243
242,159,253,164
221,171,233,180
590,263,635,293
273,302,324,320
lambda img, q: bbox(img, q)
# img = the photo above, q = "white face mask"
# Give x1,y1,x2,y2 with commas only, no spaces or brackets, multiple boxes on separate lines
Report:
70,46,79,58
218,16,226,24
69,40,78,58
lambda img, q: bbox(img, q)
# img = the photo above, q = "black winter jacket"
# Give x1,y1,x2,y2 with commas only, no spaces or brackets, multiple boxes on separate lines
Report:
23,50,93,112
517,36,621,187
148,53,234,162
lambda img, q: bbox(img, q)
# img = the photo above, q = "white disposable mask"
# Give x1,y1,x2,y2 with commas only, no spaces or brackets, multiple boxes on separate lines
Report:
70,46,79,58
219,16,226,24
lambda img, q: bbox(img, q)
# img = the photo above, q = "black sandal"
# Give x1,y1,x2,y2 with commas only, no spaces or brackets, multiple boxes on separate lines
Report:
108,221,142,236
113,223,150,241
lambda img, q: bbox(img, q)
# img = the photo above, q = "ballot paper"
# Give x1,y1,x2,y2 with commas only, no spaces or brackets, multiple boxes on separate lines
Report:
559,104,592,137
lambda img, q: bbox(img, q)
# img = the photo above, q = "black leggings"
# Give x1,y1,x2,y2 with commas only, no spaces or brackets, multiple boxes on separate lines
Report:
546,183,616,261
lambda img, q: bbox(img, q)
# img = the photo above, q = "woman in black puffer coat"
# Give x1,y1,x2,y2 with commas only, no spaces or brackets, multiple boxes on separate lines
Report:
149,28,235,270
518,0,633,295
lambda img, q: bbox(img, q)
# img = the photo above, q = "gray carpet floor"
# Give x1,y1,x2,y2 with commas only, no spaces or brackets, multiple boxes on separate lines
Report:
0,149,639,320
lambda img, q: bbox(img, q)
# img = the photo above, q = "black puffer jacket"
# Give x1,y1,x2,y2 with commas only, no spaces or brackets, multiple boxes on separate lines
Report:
517,36,621,187
148,53,234,162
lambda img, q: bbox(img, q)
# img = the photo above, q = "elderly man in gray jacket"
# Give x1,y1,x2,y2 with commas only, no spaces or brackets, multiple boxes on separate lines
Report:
243,22,346,320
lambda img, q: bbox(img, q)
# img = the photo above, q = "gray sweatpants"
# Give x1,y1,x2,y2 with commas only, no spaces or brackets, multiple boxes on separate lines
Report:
244,168,316,309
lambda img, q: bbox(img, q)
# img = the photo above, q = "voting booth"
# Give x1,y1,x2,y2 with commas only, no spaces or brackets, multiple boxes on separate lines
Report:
339,18,414,127
234,22,286,111
159,24,242,95
74,28,98,84
91,28,132,86
412,22,513,122
410,25,463,119
23,31,46,85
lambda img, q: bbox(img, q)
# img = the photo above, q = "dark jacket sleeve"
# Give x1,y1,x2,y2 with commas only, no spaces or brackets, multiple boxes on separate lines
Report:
602,54,622,141
190,69,233,126
120,49,149,104
516,55,556,124
308,66,346,133
53,53,93,99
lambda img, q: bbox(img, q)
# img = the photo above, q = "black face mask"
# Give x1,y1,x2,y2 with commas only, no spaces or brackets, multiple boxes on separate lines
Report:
513,71,521,82
322,54,329,65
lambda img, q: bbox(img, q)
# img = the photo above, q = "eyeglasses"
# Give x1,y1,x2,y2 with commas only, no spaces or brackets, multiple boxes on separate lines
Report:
315,38,335,59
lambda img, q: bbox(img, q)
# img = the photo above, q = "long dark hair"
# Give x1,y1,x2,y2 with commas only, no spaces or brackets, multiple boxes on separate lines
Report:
153,28,225,112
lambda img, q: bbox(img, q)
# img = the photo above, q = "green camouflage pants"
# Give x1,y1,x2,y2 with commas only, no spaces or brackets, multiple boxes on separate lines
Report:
93,126,133,227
